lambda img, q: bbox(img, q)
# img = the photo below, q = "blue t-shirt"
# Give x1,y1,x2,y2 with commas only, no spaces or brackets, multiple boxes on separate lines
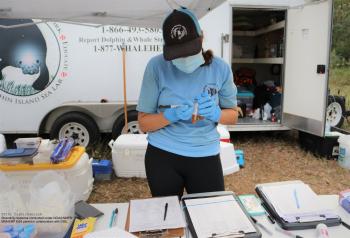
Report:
136,54,237,157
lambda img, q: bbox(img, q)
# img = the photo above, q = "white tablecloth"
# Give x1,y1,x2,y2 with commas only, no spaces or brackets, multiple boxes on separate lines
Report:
91,195,350,237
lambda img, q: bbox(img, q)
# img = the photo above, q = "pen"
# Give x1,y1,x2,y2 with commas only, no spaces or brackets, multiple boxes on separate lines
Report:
293,189,300,209
275,226,303,238
109,208,118,228
250,216,257,223
159,105,181,109
267,214,275,224
211,231,244,237
163,203,168,221
261,202,275,224
341,221,350,230
250,216,273,236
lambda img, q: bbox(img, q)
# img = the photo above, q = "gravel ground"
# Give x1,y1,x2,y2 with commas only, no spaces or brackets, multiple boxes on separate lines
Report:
88,131,350,203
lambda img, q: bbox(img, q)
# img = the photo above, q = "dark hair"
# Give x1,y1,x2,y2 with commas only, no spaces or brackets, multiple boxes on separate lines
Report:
201,49,214,66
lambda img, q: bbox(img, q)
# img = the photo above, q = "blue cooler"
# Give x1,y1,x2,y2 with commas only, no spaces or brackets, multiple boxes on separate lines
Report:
92,159,113,180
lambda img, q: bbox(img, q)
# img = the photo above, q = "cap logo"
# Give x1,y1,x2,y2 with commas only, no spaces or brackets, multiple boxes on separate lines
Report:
170,25,187,40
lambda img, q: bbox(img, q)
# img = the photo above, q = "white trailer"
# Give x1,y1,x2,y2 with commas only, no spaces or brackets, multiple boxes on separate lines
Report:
0,0,337,146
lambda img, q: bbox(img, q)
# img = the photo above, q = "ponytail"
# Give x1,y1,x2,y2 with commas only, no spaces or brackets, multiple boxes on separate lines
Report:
202,49,214,66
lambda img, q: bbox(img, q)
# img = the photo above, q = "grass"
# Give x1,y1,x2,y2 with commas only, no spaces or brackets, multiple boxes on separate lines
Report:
88,131,350,203
329,66,350,130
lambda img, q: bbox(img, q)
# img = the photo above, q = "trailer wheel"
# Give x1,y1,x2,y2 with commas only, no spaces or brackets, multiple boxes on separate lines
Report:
50,112,100,147
112,110,143,138
326,95,345,128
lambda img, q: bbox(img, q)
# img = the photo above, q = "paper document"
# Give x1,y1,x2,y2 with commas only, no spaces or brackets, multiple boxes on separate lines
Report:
261,183,338,222
184,195,256,238
129,196,185,232
84,226,137,238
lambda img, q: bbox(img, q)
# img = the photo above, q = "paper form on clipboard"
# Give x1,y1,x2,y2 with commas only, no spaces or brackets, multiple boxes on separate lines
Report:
183,195,256,237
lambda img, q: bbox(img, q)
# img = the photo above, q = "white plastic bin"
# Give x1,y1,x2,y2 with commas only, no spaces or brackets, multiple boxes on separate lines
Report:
0,172,27,214
0,171,74,238
62,152,94,201
29,171,74,238
110,134,239,178
338,134,350,169
0,147,93,202
14,137,41,149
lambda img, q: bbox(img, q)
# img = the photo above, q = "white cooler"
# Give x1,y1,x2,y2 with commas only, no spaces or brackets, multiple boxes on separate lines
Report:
109,134,239,178
110,134,148,178
220,141,240,175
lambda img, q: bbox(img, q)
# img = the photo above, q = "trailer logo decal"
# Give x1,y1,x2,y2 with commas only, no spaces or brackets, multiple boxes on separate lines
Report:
171,25,187,40
0,20,69,104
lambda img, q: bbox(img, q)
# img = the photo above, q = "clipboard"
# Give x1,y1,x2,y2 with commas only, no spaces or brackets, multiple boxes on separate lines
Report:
181,191,262,238
255,181,342,230
124,202,185,237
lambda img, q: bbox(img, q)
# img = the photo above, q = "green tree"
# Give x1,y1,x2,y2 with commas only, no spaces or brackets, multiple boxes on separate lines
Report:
333,0,350,62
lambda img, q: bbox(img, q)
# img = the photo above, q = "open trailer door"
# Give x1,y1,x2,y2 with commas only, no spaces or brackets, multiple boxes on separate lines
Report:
282,0,333,137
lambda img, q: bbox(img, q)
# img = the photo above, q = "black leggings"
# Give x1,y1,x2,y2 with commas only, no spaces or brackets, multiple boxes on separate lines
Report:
145,144,225,197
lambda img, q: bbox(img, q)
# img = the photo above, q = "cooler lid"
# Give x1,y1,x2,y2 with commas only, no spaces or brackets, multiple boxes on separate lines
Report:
113,134,148,148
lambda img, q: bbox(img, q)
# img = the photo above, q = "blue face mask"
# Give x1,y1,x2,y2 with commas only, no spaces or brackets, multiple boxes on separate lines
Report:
172,52,205,74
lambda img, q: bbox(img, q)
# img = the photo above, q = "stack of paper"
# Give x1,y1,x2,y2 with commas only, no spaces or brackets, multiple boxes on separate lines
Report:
129,196,185,233
260,182,339,222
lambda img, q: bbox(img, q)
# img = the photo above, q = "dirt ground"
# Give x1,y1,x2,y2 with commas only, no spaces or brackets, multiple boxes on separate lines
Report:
88,131,350,203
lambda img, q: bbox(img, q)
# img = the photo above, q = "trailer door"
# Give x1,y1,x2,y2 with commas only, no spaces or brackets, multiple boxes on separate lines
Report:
200,1,232,64
282,0,333,136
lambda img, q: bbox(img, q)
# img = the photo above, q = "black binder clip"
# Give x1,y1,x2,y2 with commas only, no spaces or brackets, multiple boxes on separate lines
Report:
139,229,169,238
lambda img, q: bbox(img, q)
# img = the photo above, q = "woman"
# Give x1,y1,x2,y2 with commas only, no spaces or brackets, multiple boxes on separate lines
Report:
137,7,238,197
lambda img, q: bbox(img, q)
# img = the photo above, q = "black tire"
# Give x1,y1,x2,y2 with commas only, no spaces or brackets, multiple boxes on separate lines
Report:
327,95,345,128
50,112,100,147
112,110,143,138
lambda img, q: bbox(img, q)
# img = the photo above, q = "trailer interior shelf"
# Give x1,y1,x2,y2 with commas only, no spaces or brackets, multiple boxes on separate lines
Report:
233,20,285,37
232,57,284,64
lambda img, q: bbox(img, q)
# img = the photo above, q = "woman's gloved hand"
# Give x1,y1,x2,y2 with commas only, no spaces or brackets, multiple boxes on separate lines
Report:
163,105,193,123
197,92,221,122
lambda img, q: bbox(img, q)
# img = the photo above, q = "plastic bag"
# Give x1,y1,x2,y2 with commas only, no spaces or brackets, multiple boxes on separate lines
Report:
263,103,272,120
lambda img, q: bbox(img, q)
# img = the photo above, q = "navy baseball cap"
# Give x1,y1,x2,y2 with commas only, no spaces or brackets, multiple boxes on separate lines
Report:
162,7,203,61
